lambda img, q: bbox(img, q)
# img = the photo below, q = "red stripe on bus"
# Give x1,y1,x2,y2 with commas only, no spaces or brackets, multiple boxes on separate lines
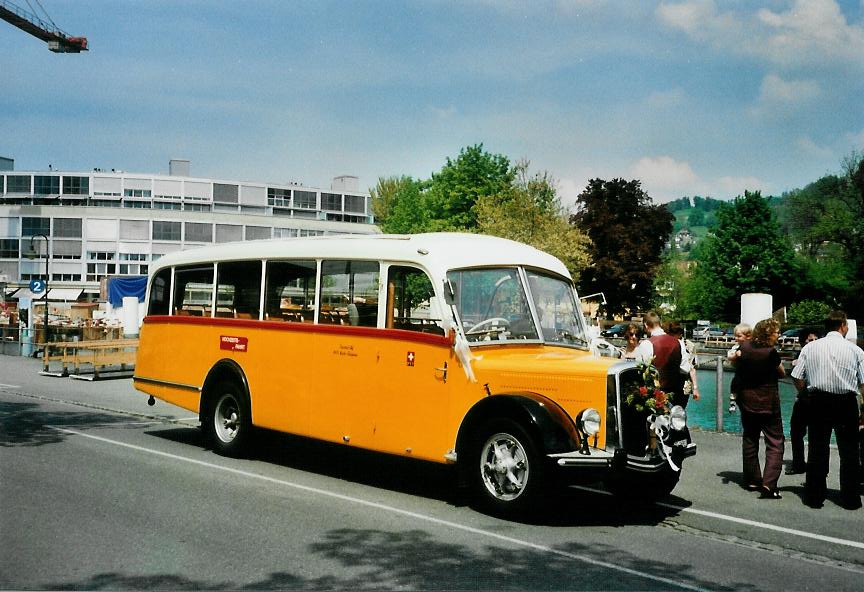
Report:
142,315,452,347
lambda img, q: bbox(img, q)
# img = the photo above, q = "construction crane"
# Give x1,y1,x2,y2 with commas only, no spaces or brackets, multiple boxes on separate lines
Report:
0,0,87,53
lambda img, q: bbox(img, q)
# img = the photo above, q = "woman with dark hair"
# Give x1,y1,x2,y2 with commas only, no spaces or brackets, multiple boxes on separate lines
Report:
619,323,641,359
735,318,786,499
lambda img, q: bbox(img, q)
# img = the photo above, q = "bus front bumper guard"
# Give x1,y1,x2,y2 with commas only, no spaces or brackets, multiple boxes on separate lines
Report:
550,441,697,469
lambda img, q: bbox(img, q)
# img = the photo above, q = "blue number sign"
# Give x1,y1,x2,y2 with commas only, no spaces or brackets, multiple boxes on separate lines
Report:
29,279,46,294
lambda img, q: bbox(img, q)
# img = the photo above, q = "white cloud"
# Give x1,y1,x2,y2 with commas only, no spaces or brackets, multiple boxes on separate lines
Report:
757,0,864,67
750,73,821,116
628,155,708,201
657,0,864,70
717,176,767,196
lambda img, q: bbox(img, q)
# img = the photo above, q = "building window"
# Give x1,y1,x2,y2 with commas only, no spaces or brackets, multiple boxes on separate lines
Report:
52,273,81,282
34,176,60,195
123,200,152,209
53,240,82,259
267,187,291,207
22,217,50,236
87,251,116,261
344,194,365,214
63,176,89,195
293,190,316,209
5,175,30,193
123,189,152,198
53,218,83,238
213,183,239,204
184,203,211,212
245,226,271,241
153,221,181,241
185,222,213,243
273,228,298,239
215,224,242,243
119,253,148,261
154,201,182,210
321,192,342,211
0,239,18,258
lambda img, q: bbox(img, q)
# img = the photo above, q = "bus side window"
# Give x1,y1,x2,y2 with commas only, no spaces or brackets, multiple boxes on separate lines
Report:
216,260,262,320
264,260,317,323
386,266,443,336
321,260,379,327
148,268,171,316
173,264,214,316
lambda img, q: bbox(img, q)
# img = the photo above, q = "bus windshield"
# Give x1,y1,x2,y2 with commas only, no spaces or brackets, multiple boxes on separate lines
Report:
446,267,588,347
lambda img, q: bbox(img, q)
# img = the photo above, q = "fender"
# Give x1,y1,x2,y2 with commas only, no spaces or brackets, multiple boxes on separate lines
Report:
199,358,251,422
456,392,581,457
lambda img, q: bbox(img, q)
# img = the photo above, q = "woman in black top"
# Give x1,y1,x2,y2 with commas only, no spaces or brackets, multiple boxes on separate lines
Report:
736,318,786,499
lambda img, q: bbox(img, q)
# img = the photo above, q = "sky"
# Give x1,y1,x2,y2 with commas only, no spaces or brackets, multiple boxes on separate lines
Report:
2,0,863,209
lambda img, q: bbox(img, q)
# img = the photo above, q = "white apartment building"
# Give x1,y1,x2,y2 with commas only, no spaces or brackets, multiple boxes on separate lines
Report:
0,158,378,301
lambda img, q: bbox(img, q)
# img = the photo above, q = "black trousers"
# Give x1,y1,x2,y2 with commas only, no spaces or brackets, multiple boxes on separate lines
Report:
789,394,809,471
806,392,861,504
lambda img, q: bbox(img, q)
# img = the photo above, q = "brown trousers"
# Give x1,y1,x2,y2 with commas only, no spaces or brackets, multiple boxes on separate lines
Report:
741,410,785,490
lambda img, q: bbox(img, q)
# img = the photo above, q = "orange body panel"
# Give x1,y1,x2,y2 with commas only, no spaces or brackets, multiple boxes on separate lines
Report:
135,317,615,463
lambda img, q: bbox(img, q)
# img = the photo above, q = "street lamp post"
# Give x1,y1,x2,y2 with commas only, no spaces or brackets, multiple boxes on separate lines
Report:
25,234,50,346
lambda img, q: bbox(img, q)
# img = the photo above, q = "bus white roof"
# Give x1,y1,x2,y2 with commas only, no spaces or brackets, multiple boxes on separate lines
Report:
150,233,572,280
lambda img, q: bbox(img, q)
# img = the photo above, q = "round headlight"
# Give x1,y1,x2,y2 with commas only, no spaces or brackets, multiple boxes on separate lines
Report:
579,408,602,436
670,405,687,431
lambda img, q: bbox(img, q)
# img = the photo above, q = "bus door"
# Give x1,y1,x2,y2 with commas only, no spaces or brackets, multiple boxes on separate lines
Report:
369,265,451,461
310,260,382,445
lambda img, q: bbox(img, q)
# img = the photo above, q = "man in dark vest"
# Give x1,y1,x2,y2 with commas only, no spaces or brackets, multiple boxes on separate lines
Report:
636,311,688,407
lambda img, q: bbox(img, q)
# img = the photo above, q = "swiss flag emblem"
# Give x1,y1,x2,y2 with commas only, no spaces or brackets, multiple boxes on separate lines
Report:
406,352,415,367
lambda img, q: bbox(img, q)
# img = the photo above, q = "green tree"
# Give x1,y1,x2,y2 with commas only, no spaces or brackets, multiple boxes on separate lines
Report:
370,175,418,228
686,191,798,321
570,178,674,317
786,300,832,326
776,151,864,310
371,176,429,234
687,209,705,227
424,144,514,231
475,161,591,280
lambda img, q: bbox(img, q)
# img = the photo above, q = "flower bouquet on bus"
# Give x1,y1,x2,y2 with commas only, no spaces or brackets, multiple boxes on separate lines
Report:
623,360,687,471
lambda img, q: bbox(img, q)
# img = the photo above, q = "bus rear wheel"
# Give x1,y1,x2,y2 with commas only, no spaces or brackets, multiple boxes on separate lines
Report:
468,418,546,517
203,383,251,457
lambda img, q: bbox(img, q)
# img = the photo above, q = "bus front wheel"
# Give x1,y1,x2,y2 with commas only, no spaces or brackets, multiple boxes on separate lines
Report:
468,418,546,517
203,384,251,457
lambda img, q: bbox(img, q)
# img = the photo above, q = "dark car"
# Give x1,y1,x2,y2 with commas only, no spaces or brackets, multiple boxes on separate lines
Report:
601,322,631,338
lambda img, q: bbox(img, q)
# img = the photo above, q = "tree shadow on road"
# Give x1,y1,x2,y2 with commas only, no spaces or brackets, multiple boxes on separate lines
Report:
39,526,757,591
146,425,690,528
0,400,138,447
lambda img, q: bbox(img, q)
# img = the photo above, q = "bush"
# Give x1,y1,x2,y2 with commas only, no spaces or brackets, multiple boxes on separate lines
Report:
786,300,832,326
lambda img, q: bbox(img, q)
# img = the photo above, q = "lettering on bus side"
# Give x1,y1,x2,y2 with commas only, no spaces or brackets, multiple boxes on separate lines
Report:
220,335,248,352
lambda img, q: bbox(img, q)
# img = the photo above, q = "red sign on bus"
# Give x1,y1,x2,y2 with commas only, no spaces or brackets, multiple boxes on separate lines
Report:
220,335,248,352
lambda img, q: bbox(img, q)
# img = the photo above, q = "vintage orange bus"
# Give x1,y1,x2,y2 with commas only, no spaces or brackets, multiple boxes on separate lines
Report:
134,233,695,515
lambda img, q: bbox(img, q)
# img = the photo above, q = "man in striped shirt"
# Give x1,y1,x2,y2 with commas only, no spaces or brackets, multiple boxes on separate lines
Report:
791,310,864,510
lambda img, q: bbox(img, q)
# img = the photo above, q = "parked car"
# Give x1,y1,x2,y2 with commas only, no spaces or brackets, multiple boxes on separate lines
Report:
693,325,724,339
600,322,630,338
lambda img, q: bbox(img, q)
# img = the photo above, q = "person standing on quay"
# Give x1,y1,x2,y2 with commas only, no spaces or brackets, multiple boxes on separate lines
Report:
636,312,689,407
791,311,864,510
787,328,820,475
735,318,786,499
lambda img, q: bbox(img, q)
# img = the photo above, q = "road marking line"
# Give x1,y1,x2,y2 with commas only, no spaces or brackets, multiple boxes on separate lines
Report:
0,383,21,388
570,485,864,551
52,426,708,592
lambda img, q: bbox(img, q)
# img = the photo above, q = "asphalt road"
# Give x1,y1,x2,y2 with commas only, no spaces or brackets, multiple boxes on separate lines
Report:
1,355,862,591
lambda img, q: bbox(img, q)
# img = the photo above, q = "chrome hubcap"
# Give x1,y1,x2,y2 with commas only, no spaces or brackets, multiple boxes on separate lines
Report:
480,432,529,501
214,394,240,443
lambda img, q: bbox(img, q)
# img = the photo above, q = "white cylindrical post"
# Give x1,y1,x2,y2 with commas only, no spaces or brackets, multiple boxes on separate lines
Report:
740,293,773,328
121,296,140,338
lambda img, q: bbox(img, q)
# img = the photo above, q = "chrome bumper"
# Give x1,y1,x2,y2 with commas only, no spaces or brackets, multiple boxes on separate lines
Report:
550,441,697,469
